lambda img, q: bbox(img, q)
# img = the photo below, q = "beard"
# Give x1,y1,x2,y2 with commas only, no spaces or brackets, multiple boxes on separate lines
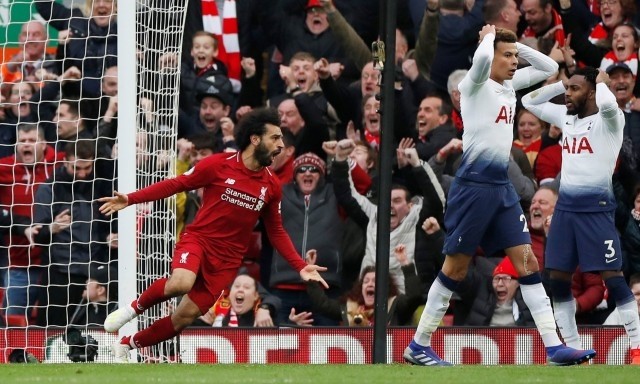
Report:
254,142,276,167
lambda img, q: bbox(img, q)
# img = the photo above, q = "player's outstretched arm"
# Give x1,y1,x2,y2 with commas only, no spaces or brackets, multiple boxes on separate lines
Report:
98,191,129,215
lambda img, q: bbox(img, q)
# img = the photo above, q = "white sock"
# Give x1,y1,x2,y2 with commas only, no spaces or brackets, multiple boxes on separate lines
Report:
617,300,640,349
520,282,562,347
553,299,581,349
413,278,452,347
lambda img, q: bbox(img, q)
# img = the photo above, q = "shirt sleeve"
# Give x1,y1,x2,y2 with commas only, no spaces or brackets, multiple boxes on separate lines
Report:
261,182,307,272
521,80,568,128
459,33,494,95
595,82,625,132
128,155,219,205
512,43,559,91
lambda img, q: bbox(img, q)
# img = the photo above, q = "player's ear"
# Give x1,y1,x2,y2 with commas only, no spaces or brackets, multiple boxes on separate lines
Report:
250,134,260,146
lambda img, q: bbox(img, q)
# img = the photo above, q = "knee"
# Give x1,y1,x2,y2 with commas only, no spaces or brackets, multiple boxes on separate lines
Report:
165,276,194,296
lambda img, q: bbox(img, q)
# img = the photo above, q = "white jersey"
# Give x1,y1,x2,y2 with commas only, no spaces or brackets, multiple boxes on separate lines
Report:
522,81,625,211
457,35,559,184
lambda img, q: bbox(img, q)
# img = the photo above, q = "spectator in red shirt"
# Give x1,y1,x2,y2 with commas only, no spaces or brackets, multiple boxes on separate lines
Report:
98,108,328,362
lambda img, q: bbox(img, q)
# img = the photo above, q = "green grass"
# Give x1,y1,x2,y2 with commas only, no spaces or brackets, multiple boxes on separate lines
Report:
0,364,639,384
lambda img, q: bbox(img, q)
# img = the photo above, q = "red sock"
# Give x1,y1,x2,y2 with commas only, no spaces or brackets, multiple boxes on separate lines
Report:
132,278,168,314
130,316,179,348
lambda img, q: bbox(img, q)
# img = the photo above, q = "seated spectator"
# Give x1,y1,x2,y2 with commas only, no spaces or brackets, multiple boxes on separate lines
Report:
196,273,282,327
455,256,535,326
604,273,640,325
69,262,118,327
298,247,423,326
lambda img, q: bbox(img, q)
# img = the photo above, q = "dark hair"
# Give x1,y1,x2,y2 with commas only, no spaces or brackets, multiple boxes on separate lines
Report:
572,67,599,89
494,28,518,47
391,183,411,202
630,273,640,287
64,139,97,160
617,0,637,20
342,266,399,306
59,99,81,118
235,107,281,151
425,93,454,118
17,123,44,139
188,132,218,152
282,129,296,148
613,22,639,43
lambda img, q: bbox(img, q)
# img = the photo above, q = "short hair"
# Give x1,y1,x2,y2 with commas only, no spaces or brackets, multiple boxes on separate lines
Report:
426,93,453,117
192,30,218,50
235,108,281,151
282,129,296,148
483,0,508,24
572,67,599,90
64,139,97,160
391,183,411,202
59,99,81,118
537,183,558,197
494,28,518,48
188,132,217,152
447,69,468,95
17,123,44,139
289,51,316,65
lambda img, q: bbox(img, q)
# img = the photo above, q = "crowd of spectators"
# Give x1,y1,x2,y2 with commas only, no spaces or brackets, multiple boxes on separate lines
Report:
0,0,639,330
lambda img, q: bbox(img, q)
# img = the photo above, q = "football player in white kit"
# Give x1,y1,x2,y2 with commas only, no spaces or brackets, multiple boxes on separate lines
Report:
522,66,640,365
404,25,596,366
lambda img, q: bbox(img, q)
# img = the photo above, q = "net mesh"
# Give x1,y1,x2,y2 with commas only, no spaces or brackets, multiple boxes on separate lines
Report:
0,0,188,362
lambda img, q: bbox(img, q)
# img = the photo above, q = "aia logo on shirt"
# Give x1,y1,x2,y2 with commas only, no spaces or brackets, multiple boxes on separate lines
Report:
562,136,593,154
494,105,514,124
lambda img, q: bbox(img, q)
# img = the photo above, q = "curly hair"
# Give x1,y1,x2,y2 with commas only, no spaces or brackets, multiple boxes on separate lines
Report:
341,266,399,306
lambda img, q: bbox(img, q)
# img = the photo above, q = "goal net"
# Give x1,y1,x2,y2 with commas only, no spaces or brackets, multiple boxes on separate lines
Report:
0,0,189,362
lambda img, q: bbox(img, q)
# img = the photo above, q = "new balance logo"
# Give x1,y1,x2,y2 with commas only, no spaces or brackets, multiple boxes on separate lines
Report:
180,252,189,264
225,178,236,185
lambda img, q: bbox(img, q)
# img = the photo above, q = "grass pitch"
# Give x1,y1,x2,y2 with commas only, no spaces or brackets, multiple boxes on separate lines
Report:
1,364,639,384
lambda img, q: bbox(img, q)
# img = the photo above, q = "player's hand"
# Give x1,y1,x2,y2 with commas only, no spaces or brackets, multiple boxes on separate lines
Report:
98,191,129,215
289,307,314,327
299,264,329,289
254,307,275,327
479,24,496,42
595,69,610,87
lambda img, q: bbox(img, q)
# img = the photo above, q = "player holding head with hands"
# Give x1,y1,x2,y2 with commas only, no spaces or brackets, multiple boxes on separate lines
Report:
404,24,596,366
522,66,640,364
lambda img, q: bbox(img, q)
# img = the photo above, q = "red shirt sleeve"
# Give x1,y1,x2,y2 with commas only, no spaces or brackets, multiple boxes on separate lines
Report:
350,162,372,195
261,181,307,272
128,155,220,205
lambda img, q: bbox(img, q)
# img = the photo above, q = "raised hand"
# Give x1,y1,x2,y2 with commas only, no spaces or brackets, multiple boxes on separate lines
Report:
314,58,331,80
479,24,496,43
98,191,129,215
51,209,71,234
322,140,338,157
254,307,275,327
334,139,355,161
305,249,317,265
393,244,410,266
422,216,441,235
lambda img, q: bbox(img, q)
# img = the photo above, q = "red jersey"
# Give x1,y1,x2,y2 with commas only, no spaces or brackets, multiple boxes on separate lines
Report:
127,152,307,272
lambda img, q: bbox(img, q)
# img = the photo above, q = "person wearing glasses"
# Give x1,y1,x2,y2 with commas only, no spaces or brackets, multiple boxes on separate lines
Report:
269,152,344,326
455,256,535,327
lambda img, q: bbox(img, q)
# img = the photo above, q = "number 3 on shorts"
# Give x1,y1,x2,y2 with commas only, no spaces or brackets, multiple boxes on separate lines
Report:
604,239,616,258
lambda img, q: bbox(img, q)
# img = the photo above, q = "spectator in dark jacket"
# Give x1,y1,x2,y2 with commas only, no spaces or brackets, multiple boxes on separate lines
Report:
32,140,115,327
36,0,117,98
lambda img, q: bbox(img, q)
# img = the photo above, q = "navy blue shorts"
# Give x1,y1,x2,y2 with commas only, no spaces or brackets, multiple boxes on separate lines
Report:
545,209,621,272
442,179,531,256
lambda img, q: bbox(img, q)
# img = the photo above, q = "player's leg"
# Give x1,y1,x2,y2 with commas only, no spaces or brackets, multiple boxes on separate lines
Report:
104,237,202,333
404,253,471,366
578,211,640,364
405,181,490,366
111,293,203,363
545,210,581,349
